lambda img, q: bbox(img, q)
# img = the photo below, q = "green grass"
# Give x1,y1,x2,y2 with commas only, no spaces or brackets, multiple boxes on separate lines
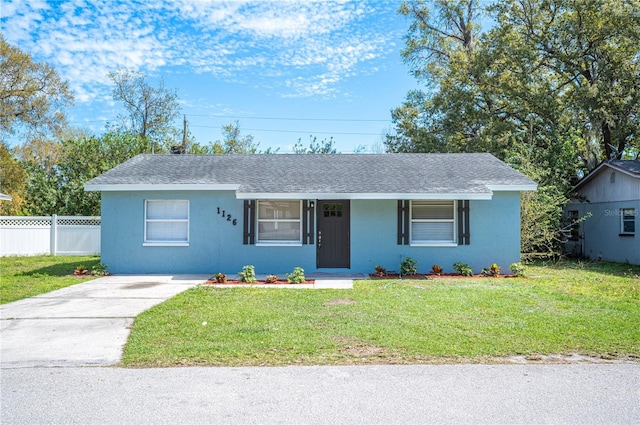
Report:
123,260,640,366
0,255,101,304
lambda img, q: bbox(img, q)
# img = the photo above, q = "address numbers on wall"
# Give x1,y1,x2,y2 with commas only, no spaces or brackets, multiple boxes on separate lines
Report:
217,207,237,226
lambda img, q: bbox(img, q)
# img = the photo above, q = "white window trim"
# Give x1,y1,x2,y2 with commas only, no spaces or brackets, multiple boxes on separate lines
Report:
143,199,190,246
621,208,635,235
256,200,303,246
410,200,458,247
143,242,190,247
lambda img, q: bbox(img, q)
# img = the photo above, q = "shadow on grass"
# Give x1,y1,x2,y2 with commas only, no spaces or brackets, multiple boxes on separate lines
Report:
14,258,101,277
532,259,640,279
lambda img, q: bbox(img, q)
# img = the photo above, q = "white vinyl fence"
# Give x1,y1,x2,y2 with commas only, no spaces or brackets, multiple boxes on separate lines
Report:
0,215,101,257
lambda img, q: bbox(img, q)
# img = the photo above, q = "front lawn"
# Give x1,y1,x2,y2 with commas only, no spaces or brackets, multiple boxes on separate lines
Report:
123,261,640,366
0,255,101,304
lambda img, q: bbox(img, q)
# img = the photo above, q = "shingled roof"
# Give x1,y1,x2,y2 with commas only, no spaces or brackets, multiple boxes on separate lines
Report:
84,153,537,200
608,159,640,175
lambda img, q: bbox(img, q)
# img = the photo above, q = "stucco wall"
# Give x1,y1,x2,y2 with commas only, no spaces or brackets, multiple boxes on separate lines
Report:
350,193,521,274
566,200,640,265
101,191,523,274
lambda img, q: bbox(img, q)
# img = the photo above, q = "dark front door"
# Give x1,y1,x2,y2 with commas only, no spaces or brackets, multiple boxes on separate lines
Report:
317,200,350,268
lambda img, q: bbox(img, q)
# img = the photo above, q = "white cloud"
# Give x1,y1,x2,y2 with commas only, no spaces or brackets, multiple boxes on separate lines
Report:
1,0,400,100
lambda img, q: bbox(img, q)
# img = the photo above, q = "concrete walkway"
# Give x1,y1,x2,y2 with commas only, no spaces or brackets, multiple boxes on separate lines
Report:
309,273,363,289
206,273,363,289
0,275,206,368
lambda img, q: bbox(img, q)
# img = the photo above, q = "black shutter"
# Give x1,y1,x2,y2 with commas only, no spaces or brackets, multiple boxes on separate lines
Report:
457,200,470,245
302,200,315,244
243,200,256,244
397,200,410,245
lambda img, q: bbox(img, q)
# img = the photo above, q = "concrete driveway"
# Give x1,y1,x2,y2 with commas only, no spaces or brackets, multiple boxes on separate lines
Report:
0,275,207,368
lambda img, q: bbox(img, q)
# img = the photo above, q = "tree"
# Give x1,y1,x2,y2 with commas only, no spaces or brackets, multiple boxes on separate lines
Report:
14,139,63,215
386,0,488,154
0,141,27,214
20,163,60,216
398,0,480,82
211,121,260,154
389,0,640,163
293,136,338,154
14,133,148,216
56,133,148,215
14,138,62,176
386,90,444,153
108,68,180,151
0,35,74,139
490,0,640,161
388,0,640,258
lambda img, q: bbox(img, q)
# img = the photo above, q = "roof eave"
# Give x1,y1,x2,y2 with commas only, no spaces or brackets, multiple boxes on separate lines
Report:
235,192,494,200
84,185,539,200
485,184,538,192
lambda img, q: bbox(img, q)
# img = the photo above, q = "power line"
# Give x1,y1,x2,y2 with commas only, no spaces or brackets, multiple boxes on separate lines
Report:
65,114,392,137
187,114,391,122
189,124,382,136
68,115,391,125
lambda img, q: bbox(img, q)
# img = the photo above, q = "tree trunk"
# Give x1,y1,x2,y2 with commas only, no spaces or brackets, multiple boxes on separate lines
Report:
602,121,613,159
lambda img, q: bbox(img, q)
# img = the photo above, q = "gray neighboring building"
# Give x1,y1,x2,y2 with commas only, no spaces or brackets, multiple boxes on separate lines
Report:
565,160,639,264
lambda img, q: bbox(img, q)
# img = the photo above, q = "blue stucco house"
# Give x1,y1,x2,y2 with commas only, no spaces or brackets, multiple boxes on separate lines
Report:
564,159,639,265
84,153,537,275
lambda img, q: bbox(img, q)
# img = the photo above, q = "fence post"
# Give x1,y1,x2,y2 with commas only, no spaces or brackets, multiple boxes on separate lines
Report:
50,214,57,256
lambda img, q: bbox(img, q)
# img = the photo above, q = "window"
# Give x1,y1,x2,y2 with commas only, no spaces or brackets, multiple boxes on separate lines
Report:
621,208,635,235
257,200,302,244
411,200,456,245
144,200,189,245
323,203,343,217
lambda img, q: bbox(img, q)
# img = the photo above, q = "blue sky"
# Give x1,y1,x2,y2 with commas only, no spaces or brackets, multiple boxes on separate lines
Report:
1,0,419,153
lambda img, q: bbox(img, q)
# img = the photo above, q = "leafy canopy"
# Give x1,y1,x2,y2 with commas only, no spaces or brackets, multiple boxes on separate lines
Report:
389,0,640,258
0,35,74,140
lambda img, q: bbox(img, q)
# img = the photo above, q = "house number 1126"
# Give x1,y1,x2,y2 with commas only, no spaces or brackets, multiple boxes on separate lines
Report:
217,207,237,226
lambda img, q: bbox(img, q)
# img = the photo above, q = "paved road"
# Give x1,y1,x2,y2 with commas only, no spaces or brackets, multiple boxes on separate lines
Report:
2,364,638,424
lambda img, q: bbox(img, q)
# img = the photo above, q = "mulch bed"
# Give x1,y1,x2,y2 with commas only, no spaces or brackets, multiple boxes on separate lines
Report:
369,273,517,279
204,279,315,285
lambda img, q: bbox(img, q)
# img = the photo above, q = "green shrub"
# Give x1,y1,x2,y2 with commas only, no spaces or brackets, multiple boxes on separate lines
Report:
400,257,418,276
91,263,110,276
510,262,526,277
452,262,473,276
238,265,257,283
287,267,305,284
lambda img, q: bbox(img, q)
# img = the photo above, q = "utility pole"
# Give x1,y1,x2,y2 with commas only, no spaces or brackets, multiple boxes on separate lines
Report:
182,114,188,153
